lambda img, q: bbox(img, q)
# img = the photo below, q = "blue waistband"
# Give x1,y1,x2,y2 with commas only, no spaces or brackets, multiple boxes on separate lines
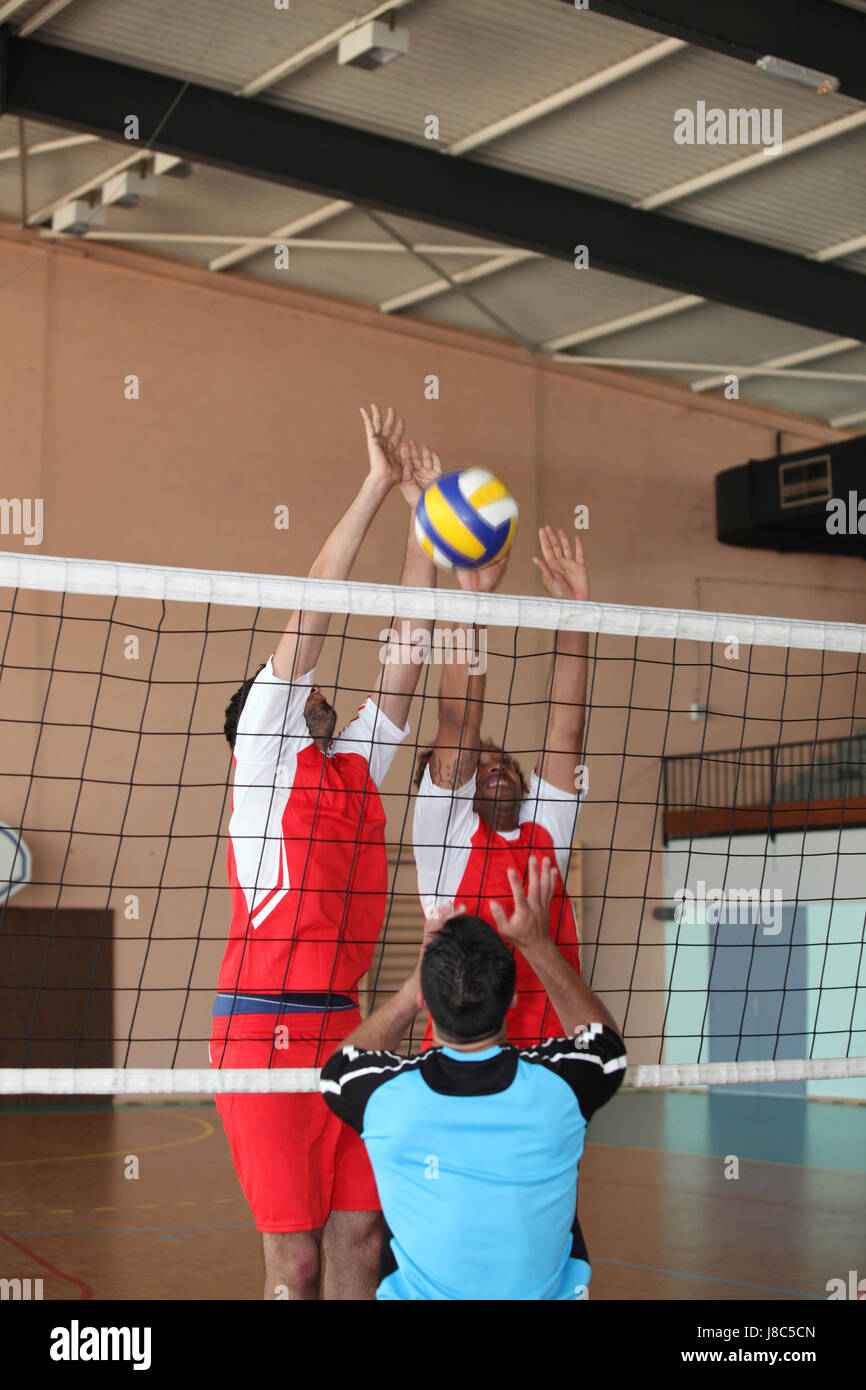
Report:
213,991,357,1017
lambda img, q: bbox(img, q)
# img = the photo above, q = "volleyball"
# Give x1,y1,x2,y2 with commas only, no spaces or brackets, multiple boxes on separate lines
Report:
414,468,518,569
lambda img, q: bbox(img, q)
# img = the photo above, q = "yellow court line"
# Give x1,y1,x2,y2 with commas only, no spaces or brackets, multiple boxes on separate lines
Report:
0,1111,214,1166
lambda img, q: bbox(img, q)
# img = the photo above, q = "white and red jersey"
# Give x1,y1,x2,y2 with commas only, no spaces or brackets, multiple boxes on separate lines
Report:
413,765,583,1046
216,657,407,1017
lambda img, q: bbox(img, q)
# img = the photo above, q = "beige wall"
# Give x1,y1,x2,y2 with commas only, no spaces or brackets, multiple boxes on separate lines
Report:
1,224,863,1068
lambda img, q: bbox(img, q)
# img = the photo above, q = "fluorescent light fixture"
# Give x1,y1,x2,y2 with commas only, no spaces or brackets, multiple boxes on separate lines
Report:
756,55,839,94
52,199,106,235
338,18,409,70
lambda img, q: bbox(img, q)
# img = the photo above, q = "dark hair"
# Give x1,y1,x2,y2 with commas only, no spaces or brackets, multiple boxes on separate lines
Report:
420,916,516,1043
224,663,266,749
413,739,528,800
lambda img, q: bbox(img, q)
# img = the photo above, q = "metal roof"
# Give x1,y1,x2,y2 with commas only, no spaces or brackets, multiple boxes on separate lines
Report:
1,0,864,428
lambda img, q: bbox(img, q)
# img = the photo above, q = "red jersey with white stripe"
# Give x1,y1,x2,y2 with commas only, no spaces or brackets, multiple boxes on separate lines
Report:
217,658,407,1013
413,766,582,1046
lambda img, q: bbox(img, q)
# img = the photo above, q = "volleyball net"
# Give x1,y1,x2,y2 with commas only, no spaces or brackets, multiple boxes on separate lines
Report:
0,550,864,1096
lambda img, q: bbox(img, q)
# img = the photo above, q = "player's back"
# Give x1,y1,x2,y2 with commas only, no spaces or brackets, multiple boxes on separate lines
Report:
220,740,387,997
321,1026,628,1300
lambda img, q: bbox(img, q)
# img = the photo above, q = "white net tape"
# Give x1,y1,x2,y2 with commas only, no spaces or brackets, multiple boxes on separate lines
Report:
1,549,864,650
1,1057,865,1095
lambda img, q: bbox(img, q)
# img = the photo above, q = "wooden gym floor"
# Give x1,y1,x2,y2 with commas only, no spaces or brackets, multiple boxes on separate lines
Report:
1,1091,862,1301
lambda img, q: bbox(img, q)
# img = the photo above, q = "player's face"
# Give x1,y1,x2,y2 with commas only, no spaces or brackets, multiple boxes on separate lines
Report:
475,749,523,813
304,687,337,741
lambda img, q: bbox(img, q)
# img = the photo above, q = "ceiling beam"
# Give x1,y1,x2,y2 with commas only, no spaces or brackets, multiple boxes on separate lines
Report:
379,250,538,313
447,37,683,156
551,354,866,384
830,406,866,429
40,230,523,254
0,129,97,161
18,0,79,37
208,198,350,273
4,33,866,341
545,295,703,352
689,337,862,393
557,0,866,103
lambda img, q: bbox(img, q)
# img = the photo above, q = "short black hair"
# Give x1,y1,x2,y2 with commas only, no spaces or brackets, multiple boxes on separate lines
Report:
224,663,266,749
420,916,516,1044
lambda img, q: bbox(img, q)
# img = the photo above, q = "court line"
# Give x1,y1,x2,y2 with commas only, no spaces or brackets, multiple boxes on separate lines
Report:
0,1228,93,1299
0,1110,214,1166
593,1256,822,1299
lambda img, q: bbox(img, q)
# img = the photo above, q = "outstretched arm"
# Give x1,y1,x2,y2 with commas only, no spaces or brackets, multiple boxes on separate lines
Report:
533,528,589,794
271,405,402,682
425,558,508,790
491,859,620,1037
376,436,440,730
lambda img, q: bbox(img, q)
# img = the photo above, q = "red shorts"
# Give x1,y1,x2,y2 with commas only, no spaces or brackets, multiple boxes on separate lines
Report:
210,1020,379,1233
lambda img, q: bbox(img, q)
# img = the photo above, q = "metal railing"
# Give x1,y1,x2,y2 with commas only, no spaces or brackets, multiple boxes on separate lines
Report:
663,730,866,818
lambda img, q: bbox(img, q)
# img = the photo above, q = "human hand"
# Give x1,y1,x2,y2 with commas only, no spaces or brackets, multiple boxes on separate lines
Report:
420,900,468,954
400,438,442,509
360,404,405,490
489,857,555,952
455,552,510,593
532,527,588,602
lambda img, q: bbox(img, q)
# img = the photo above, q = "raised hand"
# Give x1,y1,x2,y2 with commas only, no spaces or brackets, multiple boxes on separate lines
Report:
455,551,510,594
360,404,405,490
400,438,442,510
421,900,468,953
532,527,589,602
489,857,555,952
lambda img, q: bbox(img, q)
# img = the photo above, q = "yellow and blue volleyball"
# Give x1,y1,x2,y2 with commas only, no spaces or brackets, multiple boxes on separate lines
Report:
414,468,518,570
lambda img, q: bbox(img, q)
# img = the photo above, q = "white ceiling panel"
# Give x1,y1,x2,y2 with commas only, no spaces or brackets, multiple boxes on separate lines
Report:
36,0,365,90
665,127,866,259
472,45,862,206
416,258,688,347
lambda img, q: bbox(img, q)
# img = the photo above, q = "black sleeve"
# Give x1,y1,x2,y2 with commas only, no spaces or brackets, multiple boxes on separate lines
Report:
319,1044,411,1133
517,1023,627,1120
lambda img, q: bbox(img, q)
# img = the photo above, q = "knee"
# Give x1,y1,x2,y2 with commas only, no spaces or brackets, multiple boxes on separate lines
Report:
264,1232,321,1295
357,1214,384,1267
325,1211,382,1266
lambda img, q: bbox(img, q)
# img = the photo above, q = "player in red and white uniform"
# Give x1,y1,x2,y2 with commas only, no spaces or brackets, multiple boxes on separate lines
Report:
413,527,589,1047
212,405,438,1301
